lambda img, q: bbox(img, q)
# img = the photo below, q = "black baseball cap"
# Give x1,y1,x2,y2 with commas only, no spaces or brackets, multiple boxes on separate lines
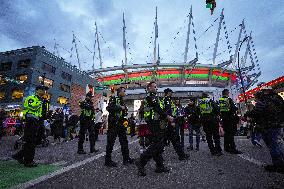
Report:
164,88,173,94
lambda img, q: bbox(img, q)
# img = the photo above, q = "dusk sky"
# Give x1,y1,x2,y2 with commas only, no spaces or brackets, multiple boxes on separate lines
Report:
0,0,283,87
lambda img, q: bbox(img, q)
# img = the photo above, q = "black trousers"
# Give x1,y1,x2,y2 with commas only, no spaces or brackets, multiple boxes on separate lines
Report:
105,120,130,162
78,118,95,151
202,119,222,153
222,120,237,151
14,116,38,163
0,122,3,138
140,120,165,168
36,119,45,145
94,123,101,141
130,124,136,137
175,117,185,148
166,124,186,158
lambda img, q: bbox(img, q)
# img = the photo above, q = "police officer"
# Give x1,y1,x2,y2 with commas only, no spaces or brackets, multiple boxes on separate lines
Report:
77,91,98,154
198,93,222,156
163,88,189,160
135,82,174,176
219,89,242,154
12,85,48,167
105,86,134,167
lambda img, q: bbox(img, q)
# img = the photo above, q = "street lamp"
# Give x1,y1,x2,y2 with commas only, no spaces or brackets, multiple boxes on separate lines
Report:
237,36,249,110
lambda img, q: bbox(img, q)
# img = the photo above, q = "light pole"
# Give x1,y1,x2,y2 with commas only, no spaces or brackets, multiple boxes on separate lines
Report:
237,36,249,110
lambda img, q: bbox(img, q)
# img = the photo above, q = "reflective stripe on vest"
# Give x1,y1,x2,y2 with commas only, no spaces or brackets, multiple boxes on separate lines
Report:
144,97,164,120
23,95,42,118
199,98,213,114
219,97,230,112
82,109,92,117
116,97,123,117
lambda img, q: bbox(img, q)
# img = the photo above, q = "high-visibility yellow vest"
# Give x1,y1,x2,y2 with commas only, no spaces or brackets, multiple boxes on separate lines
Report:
163,97,177,116
144,96,164,121
219,97,230,112
23,95,42,118
79,101,95,119
198,98,213,114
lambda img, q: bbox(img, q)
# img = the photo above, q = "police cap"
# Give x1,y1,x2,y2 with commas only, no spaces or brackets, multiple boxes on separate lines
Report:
201,92,208,98
222,89,229,95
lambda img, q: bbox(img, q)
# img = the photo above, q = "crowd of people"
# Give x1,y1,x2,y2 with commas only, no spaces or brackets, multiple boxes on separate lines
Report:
8,81,284,176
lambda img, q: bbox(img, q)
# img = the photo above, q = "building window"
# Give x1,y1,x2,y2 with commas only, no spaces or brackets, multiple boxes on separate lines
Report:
42,63,56,74
0,62,12,71
38,76,53,88
16,74,28,83
17,59,31,69
57,96,68,105
0,91,5,100
12,89,24,100
60,83,70,93
61,71,72,81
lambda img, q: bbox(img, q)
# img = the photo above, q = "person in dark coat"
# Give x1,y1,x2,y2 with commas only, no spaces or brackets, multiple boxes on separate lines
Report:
128,113,136,137
185,99,201,151
248,85,284,173
51,108,64,143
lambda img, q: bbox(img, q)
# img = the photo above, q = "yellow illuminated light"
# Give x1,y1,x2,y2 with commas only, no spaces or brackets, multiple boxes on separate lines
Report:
57,96,68,104
278,92,284,100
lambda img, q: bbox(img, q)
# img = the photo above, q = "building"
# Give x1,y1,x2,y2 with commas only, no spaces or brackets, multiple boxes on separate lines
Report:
0,46,100,115
238,75,284,103
237,76,284,114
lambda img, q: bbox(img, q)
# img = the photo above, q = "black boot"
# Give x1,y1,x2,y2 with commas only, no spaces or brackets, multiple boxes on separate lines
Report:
135,159,146,176
179,153,190,161
155,166,170,173
123,157,135,165
104,160,118,167
77,149,87,154
187,145,193,151
90,148,99,153
229,149,242,154
24,161,38,167
195,145,199,151
12,153,24,164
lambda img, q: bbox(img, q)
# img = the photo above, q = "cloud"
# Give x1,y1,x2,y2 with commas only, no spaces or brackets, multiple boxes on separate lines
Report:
0,0,283,86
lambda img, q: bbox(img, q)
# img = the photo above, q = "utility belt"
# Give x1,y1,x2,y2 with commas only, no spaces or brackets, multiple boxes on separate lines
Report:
26,113,40,120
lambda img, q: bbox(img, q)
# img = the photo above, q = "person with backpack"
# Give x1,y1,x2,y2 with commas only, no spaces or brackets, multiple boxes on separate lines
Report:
198,93,222,156
219,89,242,154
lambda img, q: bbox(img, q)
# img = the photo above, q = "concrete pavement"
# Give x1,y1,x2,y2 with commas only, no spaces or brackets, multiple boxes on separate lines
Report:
1,134,283,189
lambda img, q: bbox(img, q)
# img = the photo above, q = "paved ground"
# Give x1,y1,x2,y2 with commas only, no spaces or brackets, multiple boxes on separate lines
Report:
1,134,284,189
